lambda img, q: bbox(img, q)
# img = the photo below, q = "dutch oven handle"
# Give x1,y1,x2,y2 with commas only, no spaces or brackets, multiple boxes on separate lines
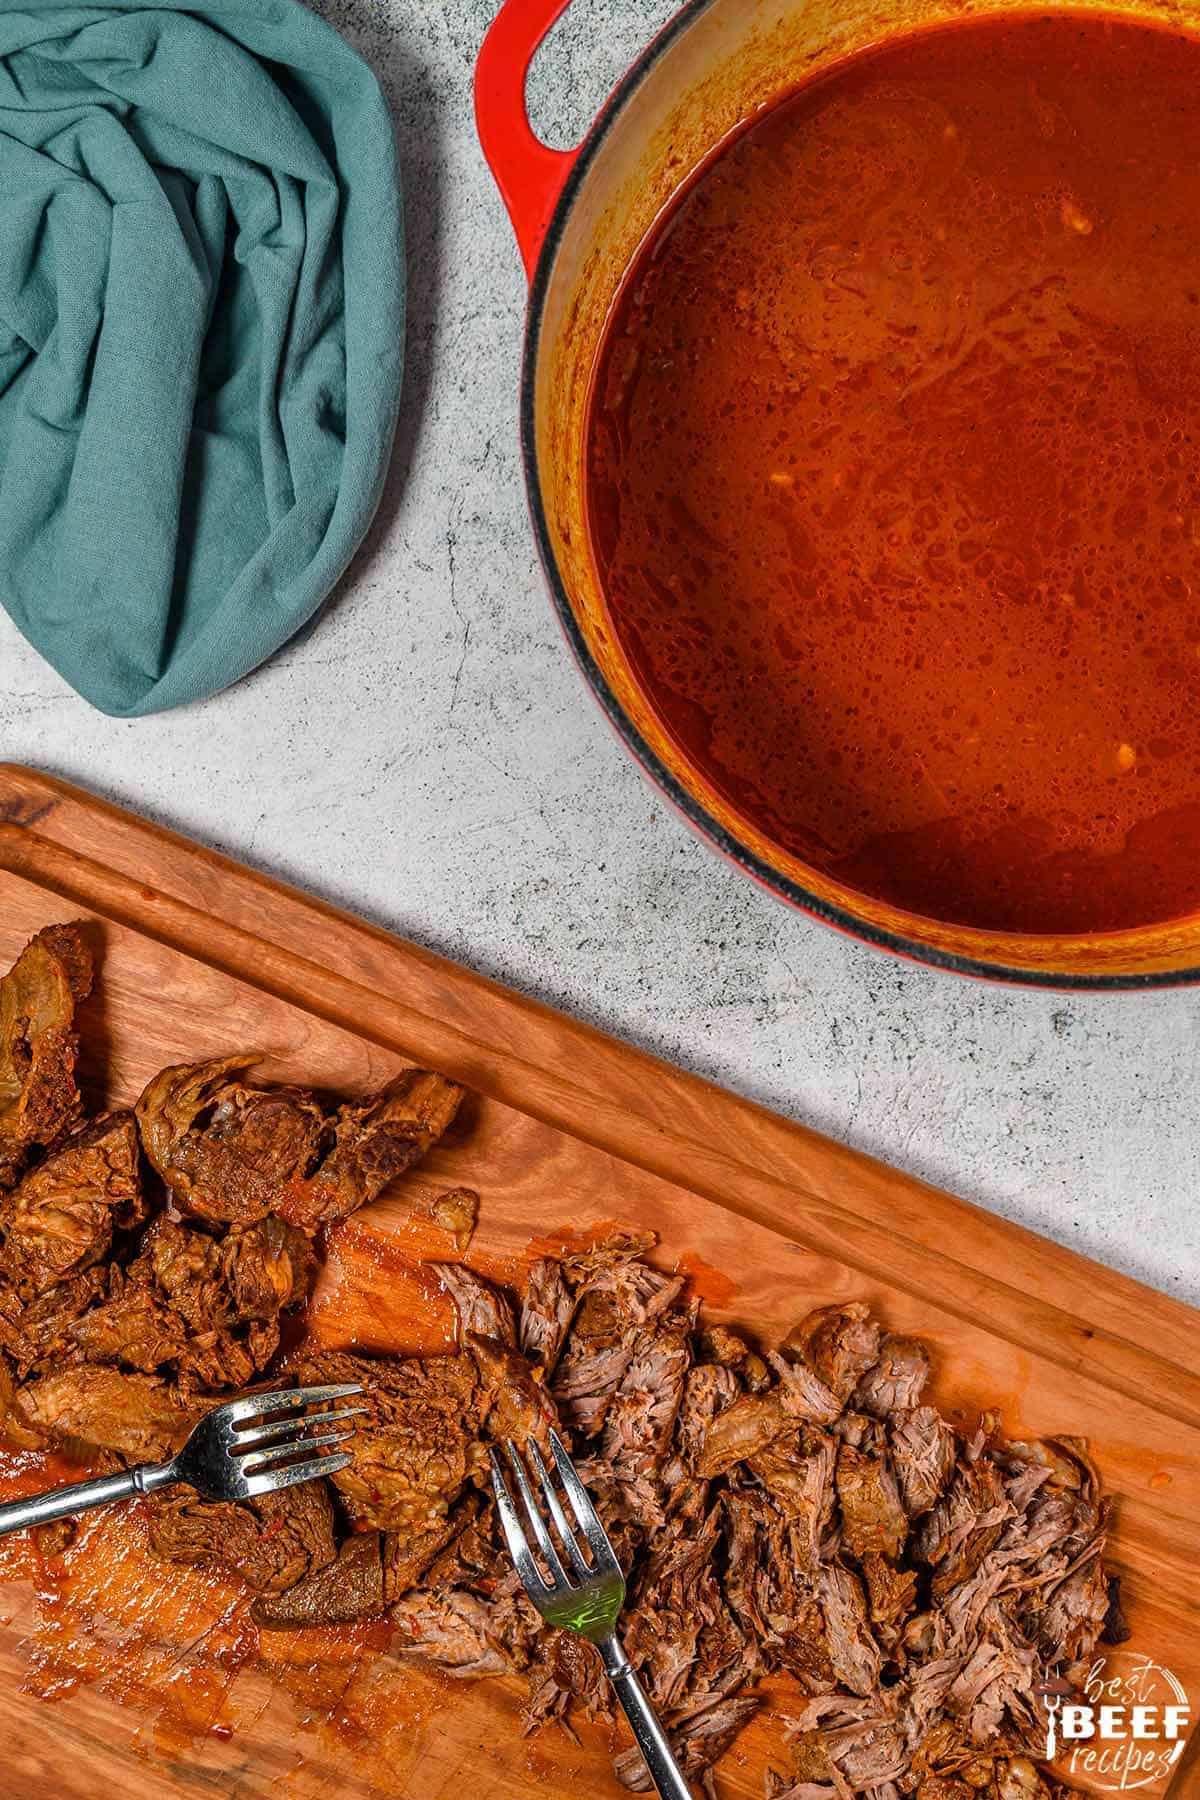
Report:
475,0,582,278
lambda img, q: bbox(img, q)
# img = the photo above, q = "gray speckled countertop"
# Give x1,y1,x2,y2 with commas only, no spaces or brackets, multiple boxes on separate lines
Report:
0,0,1196,1307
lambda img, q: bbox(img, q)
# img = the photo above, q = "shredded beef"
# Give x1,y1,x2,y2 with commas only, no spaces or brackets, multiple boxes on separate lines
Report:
0,930,1110,1800
367,1270,1107,1799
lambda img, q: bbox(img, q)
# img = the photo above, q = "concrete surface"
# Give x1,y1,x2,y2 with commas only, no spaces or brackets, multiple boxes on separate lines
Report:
0,0,1196,1309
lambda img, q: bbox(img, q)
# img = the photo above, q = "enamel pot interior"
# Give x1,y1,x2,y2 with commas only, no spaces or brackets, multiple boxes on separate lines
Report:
524,0,1200,986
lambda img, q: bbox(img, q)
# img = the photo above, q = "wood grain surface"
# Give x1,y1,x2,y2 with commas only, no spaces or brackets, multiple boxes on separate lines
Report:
0,763,1195,1800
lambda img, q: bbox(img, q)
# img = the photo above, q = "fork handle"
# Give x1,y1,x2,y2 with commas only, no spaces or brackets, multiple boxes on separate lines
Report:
600,1634,695,1800
0,1462,174,1538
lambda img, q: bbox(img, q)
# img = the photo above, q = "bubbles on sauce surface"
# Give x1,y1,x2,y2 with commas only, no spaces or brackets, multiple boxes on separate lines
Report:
586,13,1200,932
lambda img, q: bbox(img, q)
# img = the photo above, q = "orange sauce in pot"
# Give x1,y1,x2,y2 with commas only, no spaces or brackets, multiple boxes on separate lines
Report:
586,11,1200,934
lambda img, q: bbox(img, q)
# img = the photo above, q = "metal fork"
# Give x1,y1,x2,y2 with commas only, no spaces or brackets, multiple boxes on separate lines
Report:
0,1382,365,1538
490,1428,694,1800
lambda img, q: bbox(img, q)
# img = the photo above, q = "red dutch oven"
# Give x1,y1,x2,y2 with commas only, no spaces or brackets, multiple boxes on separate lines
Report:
475,0,1200,989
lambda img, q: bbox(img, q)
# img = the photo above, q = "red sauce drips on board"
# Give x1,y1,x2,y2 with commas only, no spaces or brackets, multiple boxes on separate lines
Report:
586,12,1200,933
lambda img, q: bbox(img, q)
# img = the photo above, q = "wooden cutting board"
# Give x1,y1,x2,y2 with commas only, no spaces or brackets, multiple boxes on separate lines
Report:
0,762,1195,1800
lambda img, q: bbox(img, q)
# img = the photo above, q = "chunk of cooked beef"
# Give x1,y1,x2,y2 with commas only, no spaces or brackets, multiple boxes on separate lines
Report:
278,1070,466,1230
1101,1573,1131,1646
625,1502,758,1725
697,1322,773,1392
141,1215,225,1327
390,1587,510,1677
468,1332,558,1448
383,1494,483,1601
466,1569,545,1673
15,1365,197,1462
291,1347,482,1531
0,1264,110,1377
593,1254,688,1325
427,1186,479,1252
780,1724,840,1788
917,1458,1015,1598
436,1262,517,1345
584,1300,695,1527
891,1404,958,1517
675,1362,741,1475
67,1213,314,1392
137,1059,463,1230
950,1634,1043,1748
836,1429,908,1560
693,1392,790,1478
0,1349,44,1448
561,1230,660,1286
766,1350,843,1426
624,1509,728,1712
148,1478,337,1593
856,1334,932,1418
0,925,92,1188
519,1257,575,1372
861,1552,917,1649
0,1112,144,1297
421,1491,508,1593
719,1480,776,1646
782,1303,884,1403
32,925,93,1002
746,1427,836,1571
817,1563,883,1696
1007,1436,1100,1516
252,1529,385,1626
221,1216,316,1321
65,1274,187,1375
33,1516,77,1558
549,1289,635,1437
792,1694,910,1792
1034,1550,1111,1664
697,1322,752,1367
719,1470,836,1690
136,1058,323,1225
551,1251,687,1438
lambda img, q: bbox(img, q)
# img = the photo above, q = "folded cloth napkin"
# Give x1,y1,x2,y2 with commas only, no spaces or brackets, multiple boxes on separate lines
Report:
0,0,404,715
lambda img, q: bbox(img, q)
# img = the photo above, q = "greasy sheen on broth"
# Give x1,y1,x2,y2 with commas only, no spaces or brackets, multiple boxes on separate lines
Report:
585,12,1200,934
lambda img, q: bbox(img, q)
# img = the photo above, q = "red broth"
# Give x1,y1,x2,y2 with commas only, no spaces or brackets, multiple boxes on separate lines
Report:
585,11,1200,934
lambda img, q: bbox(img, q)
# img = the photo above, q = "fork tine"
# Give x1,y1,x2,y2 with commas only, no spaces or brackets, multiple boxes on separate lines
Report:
241,1451,353,1498
548,1429,621,1574
488,1449,550,1601
504,1441,571,1587
239,1427,357,1475
232,1406,368,1451
527,1438,589,1579
225,1383,363,1424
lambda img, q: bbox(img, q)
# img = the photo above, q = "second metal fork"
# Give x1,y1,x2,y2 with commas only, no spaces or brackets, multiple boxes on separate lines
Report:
490,1428,694,1800
0,1381,365,1538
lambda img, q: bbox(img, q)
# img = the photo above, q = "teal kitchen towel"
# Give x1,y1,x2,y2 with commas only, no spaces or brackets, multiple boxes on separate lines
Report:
0,0,404,716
